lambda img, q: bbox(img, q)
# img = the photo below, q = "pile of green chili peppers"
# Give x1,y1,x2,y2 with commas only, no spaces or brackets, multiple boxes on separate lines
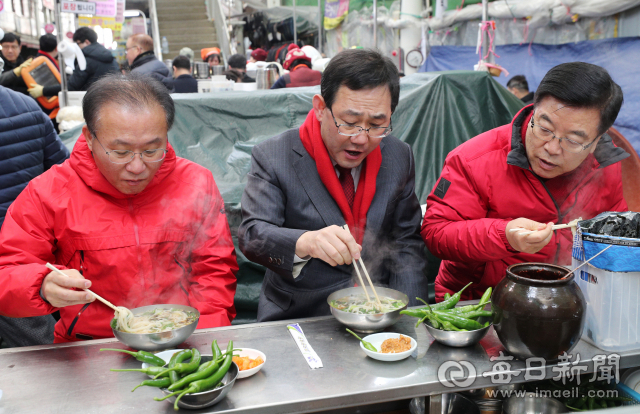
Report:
101,340,235,411
399,282,493,331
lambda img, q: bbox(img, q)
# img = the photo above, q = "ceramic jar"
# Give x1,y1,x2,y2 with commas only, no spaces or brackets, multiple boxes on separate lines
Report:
492,263,586,361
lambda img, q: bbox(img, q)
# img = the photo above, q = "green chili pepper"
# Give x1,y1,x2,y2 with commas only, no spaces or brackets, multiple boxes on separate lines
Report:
168,359,220,391
212,340,222,361
164,349,192,384
440,320,465,331
478,287,492,307
416,297,430,306
430,282,473,310
587,396,595,410
444,293,451,300
432,310,484,330
131,377,172,392
156,341,235,411
455,310,493,319
100,348,166,367
574,396,587,409
345,328,377,352
110,366,170,377
154,348,201,379
400,309,428,319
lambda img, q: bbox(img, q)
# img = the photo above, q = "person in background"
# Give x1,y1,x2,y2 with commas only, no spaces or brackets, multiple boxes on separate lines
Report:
126,34,172,90
224,69,242,83
423,62,628,301
0,85,69,347
0,73,238,343
37,34,59,70
507,75,534,105
201,47,222,67
239,49,428,321
179,47,195,64
172,55,197,93
0,32,32,95
250,48,267,62
28,27,119,99
270,47,321,89
227,54,255,83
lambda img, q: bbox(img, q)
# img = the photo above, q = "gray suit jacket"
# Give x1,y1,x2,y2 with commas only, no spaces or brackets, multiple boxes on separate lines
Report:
238,128,428,322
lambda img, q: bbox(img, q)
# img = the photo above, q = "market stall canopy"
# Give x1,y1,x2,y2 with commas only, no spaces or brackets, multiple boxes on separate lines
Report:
60,70,523,323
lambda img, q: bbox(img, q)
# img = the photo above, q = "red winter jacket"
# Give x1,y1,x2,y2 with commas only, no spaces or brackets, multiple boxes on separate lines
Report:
0,135,238,342
422,106,628,301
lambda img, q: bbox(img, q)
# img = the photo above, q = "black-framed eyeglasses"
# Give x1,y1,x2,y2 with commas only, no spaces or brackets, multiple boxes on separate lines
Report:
330,109,393,139
92,134,167,164
530,113,598,154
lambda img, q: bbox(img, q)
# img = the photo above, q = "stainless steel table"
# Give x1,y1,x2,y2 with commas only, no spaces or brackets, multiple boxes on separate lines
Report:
1,312,639,414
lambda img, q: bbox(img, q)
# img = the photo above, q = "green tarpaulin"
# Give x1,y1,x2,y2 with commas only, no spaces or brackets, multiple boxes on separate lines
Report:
60,70,523,323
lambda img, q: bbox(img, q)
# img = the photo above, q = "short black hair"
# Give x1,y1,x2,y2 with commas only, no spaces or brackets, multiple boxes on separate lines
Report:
290,59,311,69
39,34,57,53
1,32,21,45
172,55,191,71
534,62,623,136
83,73,175,135
227,54,247,70
321,49,400,113
507,75,529,92
73,27,98,44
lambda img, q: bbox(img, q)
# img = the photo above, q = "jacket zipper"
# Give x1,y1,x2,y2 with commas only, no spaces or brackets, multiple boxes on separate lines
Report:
129,199,144,289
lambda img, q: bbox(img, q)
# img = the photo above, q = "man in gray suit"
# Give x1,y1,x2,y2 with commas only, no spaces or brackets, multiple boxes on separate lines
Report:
239,49,428,321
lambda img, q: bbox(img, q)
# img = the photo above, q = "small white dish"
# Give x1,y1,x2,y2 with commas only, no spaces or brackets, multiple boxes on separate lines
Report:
141,349,181,377
360,333,417,362
222,348,266,379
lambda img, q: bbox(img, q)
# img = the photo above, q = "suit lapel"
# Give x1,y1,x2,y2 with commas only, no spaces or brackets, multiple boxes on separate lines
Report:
292,138,346,228
363,139,390,237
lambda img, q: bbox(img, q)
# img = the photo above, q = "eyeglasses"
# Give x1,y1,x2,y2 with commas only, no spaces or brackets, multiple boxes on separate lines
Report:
125,45,139,52
530,114,598,154
92,134,167,164
330,109,393,139
2,44,20,50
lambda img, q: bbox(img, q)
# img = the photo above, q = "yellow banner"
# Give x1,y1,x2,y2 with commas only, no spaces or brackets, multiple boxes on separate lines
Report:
78,15,122,31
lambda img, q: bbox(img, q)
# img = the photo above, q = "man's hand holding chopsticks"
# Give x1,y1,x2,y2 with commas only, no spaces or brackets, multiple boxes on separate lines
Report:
295,225,362,267
505,218,554,254
41,268,95,308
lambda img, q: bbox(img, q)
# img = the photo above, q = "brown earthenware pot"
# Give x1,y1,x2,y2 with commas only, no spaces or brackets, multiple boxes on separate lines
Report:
492,263,586,361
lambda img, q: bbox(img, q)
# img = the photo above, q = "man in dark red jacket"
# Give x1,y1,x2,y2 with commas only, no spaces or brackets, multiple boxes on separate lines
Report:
422,62,628,301
270,48,322,89
0,73,238,343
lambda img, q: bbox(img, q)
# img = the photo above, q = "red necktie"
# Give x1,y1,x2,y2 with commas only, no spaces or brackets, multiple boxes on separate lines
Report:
337,166,354,210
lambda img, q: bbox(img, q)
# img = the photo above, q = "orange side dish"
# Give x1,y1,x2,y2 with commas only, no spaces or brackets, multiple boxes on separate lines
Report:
233,355,265,371
380,335,412,353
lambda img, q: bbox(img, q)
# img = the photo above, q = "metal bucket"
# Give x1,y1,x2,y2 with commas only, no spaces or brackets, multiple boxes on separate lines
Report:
256,67,278,89
211,65,225,76
193,62,210,79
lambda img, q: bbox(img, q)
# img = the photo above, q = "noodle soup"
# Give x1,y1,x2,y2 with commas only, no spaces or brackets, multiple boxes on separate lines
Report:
113,308,198,334
329,295,406,315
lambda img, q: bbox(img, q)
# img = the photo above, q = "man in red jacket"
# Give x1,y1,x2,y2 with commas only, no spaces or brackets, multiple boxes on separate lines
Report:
0,73,238,342
422,62,628,301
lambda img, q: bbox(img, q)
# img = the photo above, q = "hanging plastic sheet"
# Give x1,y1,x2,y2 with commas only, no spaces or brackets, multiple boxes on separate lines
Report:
421,37,640,157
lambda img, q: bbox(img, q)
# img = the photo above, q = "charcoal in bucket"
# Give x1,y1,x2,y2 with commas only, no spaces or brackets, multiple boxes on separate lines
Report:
579,211,640,238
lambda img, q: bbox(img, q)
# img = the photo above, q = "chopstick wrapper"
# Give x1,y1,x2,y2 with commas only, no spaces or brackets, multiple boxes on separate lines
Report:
287,323,323,369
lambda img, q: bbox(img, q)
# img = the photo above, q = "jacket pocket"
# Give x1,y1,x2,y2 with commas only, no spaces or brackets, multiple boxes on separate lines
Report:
264,279,294,311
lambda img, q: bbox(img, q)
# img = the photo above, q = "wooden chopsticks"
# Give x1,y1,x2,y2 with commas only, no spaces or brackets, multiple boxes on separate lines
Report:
509,222,577,236
341,225,383,308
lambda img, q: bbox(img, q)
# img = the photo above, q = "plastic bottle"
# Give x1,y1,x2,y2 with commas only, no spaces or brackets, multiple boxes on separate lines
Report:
161,36,169,54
